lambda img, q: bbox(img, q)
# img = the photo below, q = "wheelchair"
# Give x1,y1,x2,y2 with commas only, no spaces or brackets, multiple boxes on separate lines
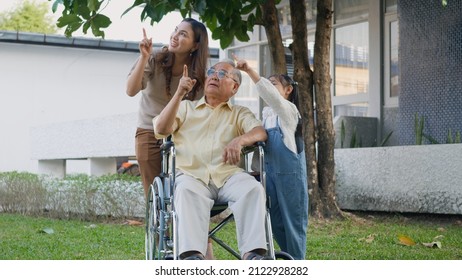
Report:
145,138,293,260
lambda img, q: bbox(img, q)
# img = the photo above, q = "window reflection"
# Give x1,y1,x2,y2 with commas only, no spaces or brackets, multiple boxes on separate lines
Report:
390,20,400,98
334,22,369,96
334,103,368,117
277,0,317,37
229,47,260,118
334,0,369,24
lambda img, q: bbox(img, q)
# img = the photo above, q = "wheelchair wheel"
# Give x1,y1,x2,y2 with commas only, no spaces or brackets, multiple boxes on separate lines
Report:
274,251,295,260
145,178,164,260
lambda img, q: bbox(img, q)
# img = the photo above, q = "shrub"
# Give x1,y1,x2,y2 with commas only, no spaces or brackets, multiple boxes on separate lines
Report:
0,172,144,220
0,171,47,215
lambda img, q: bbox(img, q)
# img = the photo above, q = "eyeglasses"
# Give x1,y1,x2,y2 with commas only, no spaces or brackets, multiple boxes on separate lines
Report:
207,68,238,83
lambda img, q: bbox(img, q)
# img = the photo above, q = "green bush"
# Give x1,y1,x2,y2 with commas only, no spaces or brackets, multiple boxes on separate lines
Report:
0,171,47,215
0,172,144,220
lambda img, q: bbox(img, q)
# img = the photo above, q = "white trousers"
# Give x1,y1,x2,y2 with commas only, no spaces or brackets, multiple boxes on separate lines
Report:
174,172,267,257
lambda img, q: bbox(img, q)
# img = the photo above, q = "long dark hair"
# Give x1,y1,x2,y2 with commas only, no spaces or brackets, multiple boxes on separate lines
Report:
269,74,304,152
268,74,300,110
155,18,209,100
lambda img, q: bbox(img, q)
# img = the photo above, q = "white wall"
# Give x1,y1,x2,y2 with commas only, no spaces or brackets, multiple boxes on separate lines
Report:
0,41,140,173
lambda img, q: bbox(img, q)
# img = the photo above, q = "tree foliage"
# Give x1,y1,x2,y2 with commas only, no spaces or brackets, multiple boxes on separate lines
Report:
0,0,58,34
51,0,264,48
50,0,111,38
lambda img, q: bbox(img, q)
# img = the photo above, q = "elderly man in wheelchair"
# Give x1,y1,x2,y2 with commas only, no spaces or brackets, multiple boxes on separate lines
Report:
149,59,288,260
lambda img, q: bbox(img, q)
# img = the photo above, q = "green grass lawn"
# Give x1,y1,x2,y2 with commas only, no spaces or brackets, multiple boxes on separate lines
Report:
0,214,145,260
1,212,461,260
308,212,462,260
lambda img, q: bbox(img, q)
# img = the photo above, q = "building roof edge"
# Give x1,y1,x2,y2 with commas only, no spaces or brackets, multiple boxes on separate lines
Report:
0,30,219,57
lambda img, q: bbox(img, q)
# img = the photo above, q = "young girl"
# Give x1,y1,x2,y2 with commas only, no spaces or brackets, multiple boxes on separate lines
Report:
235,56,308,260
126,18,209,197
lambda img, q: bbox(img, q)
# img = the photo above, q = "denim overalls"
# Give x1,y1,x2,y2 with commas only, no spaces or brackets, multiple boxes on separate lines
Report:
264,121,309,260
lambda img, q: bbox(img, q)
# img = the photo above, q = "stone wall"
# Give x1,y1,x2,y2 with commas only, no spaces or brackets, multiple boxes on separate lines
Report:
335,144,462,215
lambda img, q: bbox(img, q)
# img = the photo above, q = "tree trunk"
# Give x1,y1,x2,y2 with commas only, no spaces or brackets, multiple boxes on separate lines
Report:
288,0,319,216
260,0,287,74
311,0,343,219
261,0,342,219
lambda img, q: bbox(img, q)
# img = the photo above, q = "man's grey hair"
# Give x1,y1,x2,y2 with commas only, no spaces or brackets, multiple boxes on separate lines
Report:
215,58,242,85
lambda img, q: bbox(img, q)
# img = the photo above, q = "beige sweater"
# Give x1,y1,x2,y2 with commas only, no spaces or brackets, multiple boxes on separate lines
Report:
128,50,181,129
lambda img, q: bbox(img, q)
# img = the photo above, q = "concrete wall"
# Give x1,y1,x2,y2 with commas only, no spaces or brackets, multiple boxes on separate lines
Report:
335,144,462,215
0,33,140,174
30,113,137,177
30,113,136,160
333,116,378,148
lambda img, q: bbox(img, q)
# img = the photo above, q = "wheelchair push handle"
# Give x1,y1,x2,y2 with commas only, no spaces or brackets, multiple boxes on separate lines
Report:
160,135,174,153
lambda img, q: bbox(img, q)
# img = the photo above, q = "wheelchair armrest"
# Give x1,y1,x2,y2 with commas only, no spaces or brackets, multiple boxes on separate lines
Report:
241,141,265,155
256,141,265,148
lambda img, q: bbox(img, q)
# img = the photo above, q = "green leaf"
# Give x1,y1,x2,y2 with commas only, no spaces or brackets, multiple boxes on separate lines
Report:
56,14,81,28
77,3,91,20
247,13,256,27
255,4,262,19
211,26,223,42
91,24,105,38
242,3,257,15
122,0,145,17
193,0,207,14
39,227,54,234
423,133,439,144
64,21,83,37
92,14,111,28
447,128,453,143
235,24,250,42
87,0,98,12
141,3,169,23
51,0,63,13
180,0,189,10
380,130,393,147
219,33,234,49
82,20,91,34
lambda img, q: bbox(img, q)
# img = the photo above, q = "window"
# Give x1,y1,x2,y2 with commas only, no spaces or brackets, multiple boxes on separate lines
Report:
384,9,399,107
386,0,397,13
276,0,318,37
334,103,368,117
332,0,370,118
334,22,369,97
334,0,369,24
389,21,399,98
228,46,260,118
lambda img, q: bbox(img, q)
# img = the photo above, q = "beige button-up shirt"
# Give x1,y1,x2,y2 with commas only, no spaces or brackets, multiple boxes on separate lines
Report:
154,97,262,188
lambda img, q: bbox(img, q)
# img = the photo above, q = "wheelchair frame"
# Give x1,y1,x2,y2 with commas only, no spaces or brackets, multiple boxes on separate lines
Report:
145,139,293,260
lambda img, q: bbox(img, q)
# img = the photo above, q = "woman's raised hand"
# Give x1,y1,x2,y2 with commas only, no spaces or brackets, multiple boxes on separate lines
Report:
139,28,153,58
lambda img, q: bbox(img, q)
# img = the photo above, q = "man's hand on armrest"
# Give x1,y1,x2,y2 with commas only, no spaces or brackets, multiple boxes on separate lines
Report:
222,126,267,165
